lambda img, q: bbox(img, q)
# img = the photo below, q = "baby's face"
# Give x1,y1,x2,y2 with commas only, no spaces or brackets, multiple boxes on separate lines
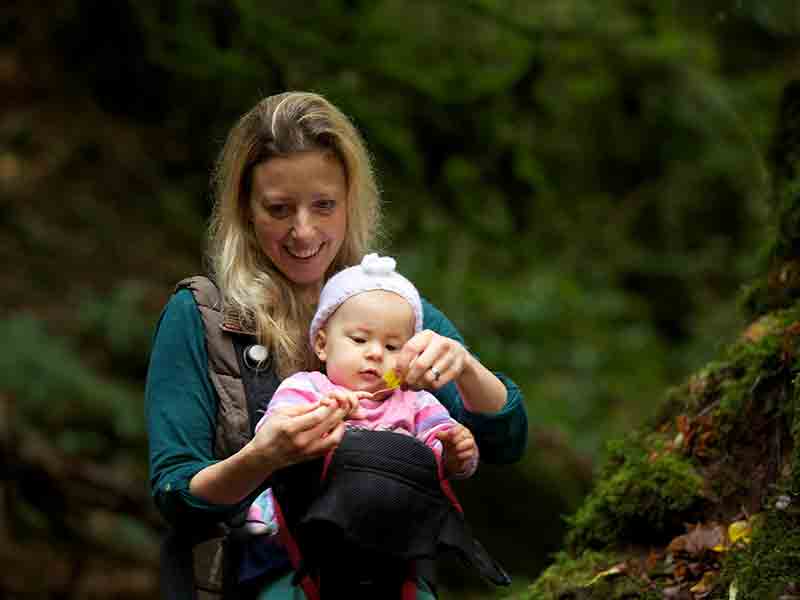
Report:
314,290,415,392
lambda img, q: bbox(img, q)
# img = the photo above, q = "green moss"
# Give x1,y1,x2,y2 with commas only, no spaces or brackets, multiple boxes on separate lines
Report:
716,510,800,599
526,550,663,600
650,306,800,434
565,436,704,551
790,375,800,492
526,550,621,598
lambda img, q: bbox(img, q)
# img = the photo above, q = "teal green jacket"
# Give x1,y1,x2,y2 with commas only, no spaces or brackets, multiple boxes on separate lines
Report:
146,289,528,527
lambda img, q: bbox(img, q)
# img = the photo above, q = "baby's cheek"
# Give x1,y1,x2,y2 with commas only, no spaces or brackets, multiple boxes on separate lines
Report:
325,363,349,387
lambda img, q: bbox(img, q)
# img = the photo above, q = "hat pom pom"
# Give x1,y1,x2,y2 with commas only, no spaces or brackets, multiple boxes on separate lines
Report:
361,253,396,276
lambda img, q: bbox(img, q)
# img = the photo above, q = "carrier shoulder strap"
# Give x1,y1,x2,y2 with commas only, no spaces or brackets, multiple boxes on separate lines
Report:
175,276,251,459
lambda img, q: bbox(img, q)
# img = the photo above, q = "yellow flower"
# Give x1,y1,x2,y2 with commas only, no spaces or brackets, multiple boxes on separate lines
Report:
382,369,403,389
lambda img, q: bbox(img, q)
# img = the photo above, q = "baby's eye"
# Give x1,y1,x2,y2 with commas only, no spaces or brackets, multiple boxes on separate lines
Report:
385,344,399,352
350,335,366,344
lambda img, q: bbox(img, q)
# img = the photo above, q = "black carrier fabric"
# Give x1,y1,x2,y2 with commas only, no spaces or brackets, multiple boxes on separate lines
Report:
271,429,511,598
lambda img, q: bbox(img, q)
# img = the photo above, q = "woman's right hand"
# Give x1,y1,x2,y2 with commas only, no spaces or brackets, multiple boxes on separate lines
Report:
189,398,351,504
251,401,350,471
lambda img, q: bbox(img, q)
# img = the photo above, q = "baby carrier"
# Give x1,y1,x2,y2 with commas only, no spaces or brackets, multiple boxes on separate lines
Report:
159,276,510,599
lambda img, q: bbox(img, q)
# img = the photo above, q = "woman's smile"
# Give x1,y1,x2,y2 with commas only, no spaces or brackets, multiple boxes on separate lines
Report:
284,243,324,260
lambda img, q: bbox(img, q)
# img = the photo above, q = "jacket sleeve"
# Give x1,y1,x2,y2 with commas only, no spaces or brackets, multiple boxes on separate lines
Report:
145,289,260,528
421,298,528,464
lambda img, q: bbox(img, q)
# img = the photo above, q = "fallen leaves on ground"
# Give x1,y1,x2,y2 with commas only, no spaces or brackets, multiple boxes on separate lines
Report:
583,517,758,598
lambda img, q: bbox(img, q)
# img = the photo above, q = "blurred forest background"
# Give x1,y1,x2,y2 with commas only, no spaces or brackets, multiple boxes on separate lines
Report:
2,1,800,598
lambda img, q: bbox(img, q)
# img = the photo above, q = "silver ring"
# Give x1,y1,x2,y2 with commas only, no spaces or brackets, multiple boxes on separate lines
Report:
430,366,440,381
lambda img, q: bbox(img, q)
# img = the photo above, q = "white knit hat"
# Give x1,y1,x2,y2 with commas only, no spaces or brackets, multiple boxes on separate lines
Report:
309,253,423,347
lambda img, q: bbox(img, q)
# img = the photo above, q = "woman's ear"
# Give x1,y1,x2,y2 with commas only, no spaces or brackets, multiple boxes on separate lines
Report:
314,330,328,362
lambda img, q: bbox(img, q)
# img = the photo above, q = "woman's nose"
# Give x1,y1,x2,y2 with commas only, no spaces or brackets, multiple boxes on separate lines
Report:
291,208,315,238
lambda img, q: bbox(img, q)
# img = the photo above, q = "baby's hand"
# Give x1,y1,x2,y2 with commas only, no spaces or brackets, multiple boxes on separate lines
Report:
437,424,478,478
321,389,370,420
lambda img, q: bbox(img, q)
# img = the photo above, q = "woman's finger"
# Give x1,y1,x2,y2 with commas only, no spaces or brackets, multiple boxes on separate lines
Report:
303,420,347,457
402,331,468,390
274,401,322,417
401,330,451,386
433,352,465,389
397,330,432,375
280,402,341,434
296,405,348,446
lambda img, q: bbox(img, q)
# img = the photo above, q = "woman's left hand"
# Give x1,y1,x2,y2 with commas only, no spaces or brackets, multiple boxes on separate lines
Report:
397,329,470,391
398,329,508,414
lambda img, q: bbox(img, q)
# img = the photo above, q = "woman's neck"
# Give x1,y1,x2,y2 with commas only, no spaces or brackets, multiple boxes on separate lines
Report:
296,280,323,306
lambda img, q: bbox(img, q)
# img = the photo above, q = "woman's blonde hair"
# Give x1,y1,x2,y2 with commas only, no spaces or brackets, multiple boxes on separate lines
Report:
208,91,381,376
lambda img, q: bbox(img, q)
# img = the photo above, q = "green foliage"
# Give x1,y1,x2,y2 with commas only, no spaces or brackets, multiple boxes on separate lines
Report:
97,0,783,458
7,0,800,594
77,280,155,371
0,314,144,455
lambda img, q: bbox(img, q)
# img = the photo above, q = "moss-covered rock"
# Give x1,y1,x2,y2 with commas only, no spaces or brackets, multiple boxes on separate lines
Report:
524,298,800,598
526,79,800,600
528,550,660,600
565,437,704,551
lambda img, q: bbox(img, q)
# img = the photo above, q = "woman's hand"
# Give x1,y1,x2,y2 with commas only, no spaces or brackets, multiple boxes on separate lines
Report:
251,400,351,471
438,424,478,478
397,329,508,414
190,400,353,505
397,329,469,391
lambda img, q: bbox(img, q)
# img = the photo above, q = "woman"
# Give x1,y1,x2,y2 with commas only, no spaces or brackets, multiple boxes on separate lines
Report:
146,91,527,598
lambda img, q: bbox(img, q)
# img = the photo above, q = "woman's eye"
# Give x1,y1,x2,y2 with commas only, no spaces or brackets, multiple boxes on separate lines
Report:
350,336,365,344
314,199,336,212
266,203,290,218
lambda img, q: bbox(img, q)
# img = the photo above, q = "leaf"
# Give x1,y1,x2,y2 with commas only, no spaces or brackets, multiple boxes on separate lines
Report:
645,549,662,572
694,430,716,458
712,519,753,552
729,580,738,600
690,572,716,596
668,522,726,557
728,520,752,545
677,414,692,442
585,562,626,586
382,368,403,389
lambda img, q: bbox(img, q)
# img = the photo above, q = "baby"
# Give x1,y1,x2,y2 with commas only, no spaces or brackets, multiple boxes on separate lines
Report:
246,253,478,534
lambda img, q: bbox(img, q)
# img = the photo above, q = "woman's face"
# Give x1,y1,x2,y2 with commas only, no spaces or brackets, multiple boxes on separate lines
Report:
249,151,348,289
